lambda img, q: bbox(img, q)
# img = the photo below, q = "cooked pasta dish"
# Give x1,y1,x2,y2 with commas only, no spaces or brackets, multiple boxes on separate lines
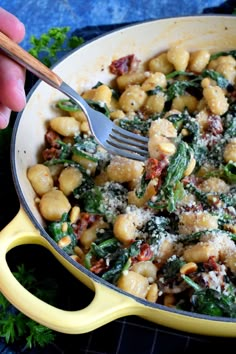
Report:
27,46,236,317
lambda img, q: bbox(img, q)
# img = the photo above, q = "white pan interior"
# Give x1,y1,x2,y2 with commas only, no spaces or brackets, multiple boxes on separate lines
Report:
11,15,236,230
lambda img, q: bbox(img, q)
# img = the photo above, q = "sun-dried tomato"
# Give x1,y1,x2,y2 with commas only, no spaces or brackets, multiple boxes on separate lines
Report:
109,54,140,76
137,243,153,261
45,129,61,147
182,175,203,186
42,147,61,160
145,157,168,180
207,115,223,135
75,213,99,239
90,258,107,274
203,256,219,272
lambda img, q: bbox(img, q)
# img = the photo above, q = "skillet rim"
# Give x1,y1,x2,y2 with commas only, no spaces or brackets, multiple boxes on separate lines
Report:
10,14,236,326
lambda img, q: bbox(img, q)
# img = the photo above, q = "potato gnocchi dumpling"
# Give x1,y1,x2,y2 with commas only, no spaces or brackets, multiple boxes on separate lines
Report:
28,46,236,319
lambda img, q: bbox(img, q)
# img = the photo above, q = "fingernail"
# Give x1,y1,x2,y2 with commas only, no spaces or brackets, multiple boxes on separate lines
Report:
17,78,25,93
0,109,10,129
17,79,26,104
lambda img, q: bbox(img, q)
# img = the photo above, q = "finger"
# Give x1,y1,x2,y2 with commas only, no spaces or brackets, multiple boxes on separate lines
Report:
0,53,26,112
0,103,11,129
0,7,25,43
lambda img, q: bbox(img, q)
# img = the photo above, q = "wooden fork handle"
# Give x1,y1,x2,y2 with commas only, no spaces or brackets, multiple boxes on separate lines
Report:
0,31,62,88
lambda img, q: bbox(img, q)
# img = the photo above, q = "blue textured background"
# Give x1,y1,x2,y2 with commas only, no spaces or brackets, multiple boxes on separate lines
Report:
2,0,224,49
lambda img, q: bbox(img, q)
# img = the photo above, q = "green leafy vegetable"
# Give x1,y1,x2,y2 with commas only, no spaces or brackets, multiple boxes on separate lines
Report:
91,238,119,258
85,99,110,117
56,98,82,112
182,275,236,317
28,27,84,66
162,257,185,281
224,161,236,183
119,116,151,135
146,85,164,95
224,116,236,139
202,69,230,89
47,213,77,254
166,80,200,101
148,141,191,212
178,229,236,244
166,71,197,80
102,249,129,283
0,265,56,349
72,135,99,162
166,110,200,147
56,140,72,159
210,49,236,60
80,186,105,214
78,182,127,221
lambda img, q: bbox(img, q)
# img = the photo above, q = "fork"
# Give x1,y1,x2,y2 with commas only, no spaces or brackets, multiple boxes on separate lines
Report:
0,31,149,161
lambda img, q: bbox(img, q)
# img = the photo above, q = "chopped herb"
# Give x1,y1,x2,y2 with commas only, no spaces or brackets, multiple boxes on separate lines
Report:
0,265,56,348
28,27,84,66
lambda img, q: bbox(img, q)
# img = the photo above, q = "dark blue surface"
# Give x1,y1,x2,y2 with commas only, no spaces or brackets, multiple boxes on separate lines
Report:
1,0,225,49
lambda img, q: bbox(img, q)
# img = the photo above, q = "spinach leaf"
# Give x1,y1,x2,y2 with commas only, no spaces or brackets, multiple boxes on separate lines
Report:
162,257,186,281
167,110,200,146
163,141,190,189
224,161,236,183
224,116,236,140
184,182,209,205
56,140,72,159
91,238,120,258
56,98,81,112
166,80,200,101
102,249,129,283
166,71,198,80
148,141,191,212
210,50,236,60
182,275,236,317
72,135,99,162
146,85,164,96
202,69,229,89
119,116,151,135
86,99,110,117
77,182,128,220
47,213,77,254
80,187,105,214
135,172,149,198
178,229,236,245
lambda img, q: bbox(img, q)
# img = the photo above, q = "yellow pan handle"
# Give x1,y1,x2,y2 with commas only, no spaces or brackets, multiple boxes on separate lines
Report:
0,207,140,334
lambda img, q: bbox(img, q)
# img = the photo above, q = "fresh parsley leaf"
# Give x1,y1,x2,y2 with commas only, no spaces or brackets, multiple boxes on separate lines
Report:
0,264,57,349
28,27,84,66
25,322,56,349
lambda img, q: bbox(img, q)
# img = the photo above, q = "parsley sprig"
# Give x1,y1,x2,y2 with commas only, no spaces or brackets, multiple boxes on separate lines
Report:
0,264,57,349
28,27,84,66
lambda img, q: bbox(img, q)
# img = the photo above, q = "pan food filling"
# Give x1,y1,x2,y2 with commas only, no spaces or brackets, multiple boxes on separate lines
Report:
27,46,236,318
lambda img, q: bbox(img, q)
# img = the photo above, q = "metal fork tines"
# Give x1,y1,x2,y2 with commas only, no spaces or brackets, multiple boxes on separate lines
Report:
106,125,149,161
0,32,150,162
60,82,149,161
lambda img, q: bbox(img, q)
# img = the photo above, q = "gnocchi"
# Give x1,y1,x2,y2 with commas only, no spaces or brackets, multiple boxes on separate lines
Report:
28,45,236,319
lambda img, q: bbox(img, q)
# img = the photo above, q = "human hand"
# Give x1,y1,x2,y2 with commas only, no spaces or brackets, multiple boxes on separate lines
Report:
0,7,26,129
